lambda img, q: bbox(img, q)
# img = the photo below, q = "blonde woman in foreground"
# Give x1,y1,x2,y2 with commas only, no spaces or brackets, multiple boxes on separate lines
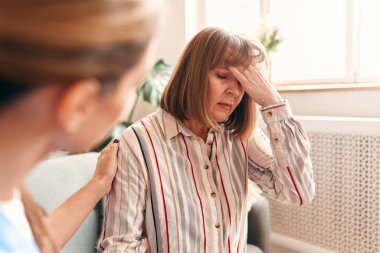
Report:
0,0,159,252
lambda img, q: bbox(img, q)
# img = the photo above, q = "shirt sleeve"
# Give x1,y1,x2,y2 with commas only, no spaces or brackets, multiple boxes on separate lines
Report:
246,100,315,205
97,131,150,252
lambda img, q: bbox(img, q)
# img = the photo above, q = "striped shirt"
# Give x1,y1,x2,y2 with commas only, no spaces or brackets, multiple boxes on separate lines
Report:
98,100,315,253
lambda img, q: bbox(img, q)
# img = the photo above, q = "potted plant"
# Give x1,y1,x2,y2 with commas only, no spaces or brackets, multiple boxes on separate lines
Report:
257,18,284,82
258,22,284,54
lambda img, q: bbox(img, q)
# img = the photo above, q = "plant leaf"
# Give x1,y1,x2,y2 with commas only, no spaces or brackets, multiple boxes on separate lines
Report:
138,59,172,106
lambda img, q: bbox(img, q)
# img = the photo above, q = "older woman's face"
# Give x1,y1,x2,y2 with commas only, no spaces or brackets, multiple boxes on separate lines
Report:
207,67,245,123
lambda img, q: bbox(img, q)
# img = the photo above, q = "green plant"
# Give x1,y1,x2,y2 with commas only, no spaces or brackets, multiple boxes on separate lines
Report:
92,59,172,152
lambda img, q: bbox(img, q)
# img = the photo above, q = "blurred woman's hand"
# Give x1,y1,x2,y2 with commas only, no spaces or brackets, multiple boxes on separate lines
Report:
229,64,283,107
44,139,119,248
92,139,119,196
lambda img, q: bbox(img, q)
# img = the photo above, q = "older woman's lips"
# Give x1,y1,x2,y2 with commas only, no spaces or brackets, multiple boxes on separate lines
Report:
218,103,232,110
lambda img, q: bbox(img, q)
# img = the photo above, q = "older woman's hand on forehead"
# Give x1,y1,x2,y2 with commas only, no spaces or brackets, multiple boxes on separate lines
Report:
229,64,283,107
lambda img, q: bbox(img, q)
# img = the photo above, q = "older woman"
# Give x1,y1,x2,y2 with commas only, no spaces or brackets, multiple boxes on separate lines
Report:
0,0,159,252
99,27,315,253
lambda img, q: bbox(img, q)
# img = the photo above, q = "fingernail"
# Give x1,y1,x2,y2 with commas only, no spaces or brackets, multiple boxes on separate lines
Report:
113,139,119,143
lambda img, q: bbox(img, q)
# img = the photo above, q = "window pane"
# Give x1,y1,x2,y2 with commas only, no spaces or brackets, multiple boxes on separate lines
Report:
359,0,380,79
269,0,346,82
205,0,261,37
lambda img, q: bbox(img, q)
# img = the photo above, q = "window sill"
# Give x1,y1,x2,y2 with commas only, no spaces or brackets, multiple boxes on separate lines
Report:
276,83,380,93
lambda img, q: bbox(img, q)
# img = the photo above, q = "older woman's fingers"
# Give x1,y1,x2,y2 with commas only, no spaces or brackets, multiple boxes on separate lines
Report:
231,65,259,83
228,66,248,84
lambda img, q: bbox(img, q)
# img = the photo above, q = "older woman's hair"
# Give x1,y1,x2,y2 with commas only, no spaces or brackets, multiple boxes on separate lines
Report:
0,0,159,106
161,27,268,140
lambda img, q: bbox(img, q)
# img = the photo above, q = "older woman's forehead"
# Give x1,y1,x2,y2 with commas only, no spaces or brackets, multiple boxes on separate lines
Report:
213,66,230,71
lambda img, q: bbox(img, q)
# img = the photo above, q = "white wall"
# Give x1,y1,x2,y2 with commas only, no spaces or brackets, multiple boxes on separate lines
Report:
280,89,380,118
156,0,187,65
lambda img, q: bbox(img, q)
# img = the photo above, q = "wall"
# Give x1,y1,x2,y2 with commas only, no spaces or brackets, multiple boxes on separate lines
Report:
155,0,187,65
280,89,380,118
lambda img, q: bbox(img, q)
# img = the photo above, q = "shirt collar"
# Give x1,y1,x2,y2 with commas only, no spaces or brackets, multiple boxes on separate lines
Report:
158,108,192,139
158,108,219,141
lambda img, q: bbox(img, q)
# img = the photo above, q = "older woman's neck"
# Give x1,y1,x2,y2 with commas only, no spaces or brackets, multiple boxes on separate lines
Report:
183,119,210,142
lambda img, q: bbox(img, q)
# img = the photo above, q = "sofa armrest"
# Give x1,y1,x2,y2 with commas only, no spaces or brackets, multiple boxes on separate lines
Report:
247,194,271,253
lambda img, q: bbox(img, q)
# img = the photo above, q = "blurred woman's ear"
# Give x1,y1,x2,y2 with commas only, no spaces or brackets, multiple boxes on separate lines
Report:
55,79,102,135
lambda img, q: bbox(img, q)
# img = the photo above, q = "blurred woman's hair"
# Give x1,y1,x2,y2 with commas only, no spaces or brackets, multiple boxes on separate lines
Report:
0,0,159,106
160,27,268,140
0,1,159,251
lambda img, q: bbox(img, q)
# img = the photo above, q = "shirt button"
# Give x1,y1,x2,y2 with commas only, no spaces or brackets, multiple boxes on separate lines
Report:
267,111,273,117
204,165,209,170
274,137,279,142
211,192,217,198
215,223,221,228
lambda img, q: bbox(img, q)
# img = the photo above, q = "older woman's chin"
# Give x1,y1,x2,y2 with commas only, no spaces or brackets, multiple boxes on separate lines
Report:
214,115,231,123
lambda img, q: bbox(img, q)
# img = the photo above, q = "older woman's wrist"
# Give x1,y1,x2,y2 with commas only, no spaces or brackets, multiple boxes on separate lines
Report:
261,100,286,110
261,100,293,125
260,97,283,107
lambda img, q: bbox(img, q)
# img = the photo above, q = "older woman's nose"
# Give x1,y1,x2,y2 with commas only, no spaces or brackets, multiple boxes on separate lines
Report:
226,82,242,96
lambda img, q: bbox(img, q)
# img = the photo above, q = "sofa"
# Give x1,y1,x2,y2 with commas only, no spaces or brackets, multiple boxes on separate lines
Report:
26,153,270,253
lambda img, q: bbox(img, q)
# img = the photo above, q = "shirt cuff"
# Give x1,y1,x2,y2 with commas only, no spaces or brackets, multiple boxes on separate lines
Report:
261,100,293,124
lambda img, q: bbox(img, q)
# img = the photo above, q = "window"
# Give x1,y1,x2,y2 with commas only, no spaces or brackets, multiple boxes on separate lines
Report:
359,0,380,81
204,0,380,86
269,0,346,83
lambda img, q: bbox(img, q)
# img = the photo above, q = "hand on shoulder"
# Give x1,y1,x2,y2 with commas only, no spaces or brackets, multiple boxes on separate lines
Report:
91,139,119,197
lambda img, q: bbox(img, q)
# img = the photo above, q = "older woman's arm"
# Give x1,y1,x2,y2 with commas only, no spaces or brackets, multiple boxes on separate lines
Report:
229,65,315,206
97,132,150,253
246,100,315,205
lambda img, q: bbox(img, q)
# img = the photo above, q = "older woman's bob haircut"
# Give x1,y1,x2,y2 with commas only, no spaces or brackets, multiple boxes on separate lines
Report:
160,27,268,140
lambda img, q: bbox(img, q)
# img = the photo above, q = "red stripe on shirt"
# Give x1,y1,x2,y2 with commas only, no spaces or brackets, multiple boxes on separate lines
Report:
261,101,286,111
142,121,171,252
180,132,207,253
214,137,232,253
287,165,303,205
240,141,247,158
248,157,267,170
